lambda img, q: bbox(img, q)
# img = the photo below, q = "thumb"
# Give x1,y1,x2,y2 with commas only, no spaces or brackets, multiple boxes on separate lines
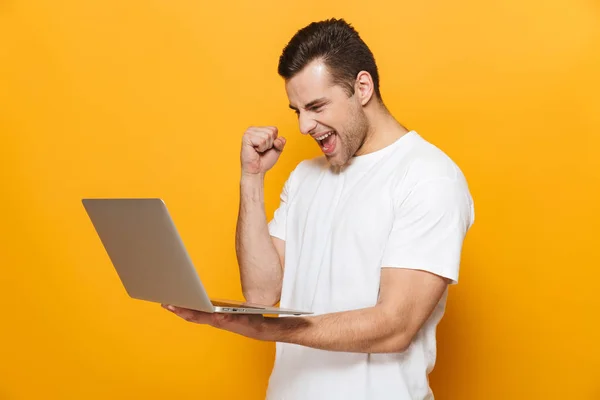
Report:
273,136,286,152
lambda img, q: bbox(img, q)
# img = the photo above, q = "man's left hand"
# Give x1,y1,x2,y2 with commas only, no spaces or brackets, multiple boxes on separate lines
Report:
161,304,269,341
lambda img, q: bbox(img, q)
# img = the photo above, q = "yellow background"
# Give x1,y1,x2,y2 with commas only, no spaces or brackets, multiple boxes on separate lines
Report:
1,0,598,399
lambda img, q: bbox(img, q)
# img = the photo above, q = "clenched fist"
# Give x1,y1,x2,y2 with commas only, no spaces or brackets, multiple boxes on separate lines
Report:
241,126,286,175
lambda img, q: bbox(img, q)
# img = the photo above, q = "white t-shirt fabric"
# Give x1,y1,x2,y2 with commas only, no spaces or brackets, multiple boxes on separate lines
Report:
266,130,475,400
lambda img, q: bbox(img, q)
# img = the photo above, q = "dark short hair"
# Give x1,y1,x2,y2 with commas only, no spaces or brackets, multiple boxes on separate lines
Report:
278,18,381,100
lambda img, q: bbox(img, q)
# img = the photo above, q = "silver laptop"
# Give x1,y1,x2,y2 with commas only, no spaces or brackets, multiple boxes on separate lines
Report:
82,198,311,316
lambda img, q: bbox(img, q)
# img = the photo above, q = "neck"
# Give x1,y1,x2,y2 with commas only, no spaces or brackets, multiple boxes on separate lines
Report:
355,100,409,156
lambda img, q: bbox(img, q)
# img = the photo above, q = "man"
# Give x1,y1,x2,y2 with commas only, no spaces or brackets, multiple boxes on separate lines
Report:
163,18,475,399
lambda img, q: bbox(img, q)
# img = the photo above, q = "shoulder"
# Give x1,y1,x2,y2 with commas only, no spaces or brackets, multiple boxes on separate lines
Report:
404,133,464,180
391,132,470,190
388,133,473,215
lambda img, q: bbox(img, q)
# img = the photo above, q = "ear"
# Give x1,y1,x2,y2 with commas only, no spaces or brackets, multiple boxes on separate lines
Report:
355,71,375,106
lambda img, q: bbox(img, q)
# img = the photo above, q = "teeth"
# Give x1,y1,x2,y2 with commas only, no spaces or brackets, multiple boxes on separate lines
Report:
316,131,333,141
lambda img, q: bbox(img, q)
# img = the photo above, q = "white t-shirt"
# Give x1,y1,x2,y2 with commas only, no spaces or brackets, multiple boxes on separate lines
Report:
266,130,475,400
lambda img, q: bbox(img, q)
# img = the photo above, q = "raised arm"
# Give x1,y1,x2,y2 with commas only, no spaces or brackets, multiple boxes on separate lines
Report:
235,126,287,306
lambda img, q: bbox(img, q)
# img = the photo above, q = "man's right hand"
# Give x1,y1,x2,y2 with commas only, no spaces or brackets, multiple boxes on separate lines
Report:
241,126,286,176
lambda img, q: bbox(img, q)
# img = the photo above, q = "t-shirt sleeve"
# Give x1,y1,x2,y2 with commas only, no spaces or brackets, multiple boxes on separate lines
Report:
381,177,475,284
267,172,293,241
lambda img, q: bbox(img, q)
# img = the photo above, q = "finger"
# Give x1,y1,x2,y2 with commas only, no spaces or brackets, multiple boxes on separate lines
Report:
256,131,274,152
254,128,277,151
273,136,286,152
264,126,278,142
247,127,277,149
265,127,278,149
245,134,268,152
245,126,277,138
210,313,233,327
169,306,212,324
247,126,277,138
246,131,272,153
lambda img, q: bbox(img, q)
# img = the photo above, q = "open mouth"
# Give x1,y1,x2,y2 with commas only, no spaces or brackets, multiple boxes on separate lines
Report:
315,131,337,155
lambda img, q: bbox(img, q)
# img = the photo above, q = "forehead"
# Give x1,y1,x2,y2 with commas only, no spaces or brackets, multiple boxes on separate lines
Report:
285,61,336,104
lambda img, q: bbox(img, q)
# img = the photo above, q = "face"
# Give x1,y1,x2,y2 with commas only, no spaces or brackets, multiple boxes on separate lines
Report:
285,61,370,167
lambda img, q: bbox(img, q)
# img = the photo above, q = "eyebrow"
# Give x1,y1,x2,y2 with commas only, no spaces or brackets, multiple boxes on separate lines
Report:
289,97,329,111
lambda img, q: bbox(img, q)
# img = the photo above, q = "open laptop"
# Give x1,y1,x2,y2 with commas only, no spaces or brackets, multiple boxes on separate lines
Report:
82,198,311,316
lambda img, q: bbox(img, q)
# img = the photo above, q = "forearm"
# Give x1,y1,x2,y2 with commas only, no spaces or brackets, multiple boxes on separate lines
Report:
236,173,283,305
263,306,410,354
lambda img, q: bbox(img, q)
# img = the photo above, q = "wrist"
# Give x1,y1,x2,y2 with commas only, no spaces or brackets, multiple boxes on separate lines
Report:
241,171,265,183
258,318,278,342
260,315,311,343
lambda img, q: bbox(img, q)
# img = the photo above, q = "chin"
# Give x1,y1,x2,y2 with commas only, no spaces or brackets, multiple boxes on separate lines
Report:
326,154,349,168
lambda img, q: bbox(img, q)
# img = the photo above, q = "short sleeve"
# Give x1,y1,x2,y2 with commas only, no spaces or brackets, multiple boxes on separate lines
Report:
268,173,293,241
381,177,475,284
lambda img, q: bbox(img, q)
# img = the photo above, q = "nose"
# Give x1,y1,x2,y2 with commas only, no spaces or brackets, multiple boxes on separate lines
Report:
298,112,317,135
